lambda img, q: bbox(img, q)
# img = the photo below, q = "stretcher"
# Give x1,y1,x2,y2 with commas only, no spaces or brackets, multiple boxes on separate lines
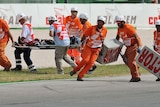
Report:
13,38,81,50
13,44,80,50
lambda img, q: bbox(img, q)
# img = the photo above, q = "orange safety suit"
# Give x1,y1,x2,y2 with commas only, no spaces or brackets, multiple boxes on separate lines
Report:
63,16,82,64
153,30,160,54
0,19,11,69
117,24,142,79
73,25,107,79
79,21,92,54
80,21,92,38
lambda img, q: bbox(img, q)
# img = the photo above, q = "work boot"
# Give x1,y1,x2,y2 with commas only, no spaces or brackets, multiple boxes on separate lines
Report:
30,69,37,73
87,65,97,74
11,67,21,71
77,77,83,81
129,78,141,82
11,65,22,71
3,68,11,72
156,78,160,81
70,71,76,76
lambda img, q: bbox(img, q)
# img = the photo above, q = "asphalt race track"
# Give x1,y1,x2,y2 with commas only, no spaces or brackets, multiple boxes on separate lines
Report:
0,74,159,107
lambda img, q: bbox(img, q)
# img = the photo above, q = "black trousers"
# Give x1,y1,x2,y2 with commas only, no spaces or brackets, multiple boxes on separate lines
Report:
14,48,33,67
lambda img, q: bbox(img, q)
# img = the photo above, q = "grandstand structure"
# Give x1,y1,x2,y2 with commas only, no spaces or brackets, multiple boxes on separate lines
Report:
0,0,158,3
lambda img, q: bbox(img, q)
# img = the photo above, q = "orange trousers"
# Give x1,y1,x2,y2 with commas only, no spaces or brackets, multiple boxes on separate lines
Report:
68,48,81,64
124,44,140,79
0,41,11,69
73,46,100,78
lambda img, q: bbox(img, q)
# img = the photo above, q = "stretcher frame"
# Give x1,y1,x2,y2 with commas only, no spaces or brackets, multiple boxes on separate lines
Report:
13,44,80,50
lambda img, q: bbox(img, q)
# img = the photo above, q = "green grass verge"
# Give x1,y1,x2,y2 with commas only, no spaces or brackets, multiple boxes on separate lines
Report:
0,64,149,83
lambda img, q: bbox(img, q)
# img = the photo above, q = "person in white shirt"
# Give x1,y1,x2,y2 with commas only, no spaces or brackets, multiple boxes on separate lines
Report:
11,13,36,72
48,16,77,74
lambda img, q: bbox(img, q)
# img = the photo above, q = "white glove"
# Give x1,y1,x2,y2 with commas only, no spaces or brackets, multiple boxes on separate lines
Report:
137,47,142,54
12,41,19,47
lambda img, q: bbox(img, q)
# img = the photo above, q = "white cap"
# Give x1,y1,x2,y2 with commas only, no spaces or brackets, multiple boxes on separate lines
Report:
155,20,160,25
79,13,88,20
71,7,78,11
97,16,106,23
17,13,26,21
48,16,57,21
115,15,125,22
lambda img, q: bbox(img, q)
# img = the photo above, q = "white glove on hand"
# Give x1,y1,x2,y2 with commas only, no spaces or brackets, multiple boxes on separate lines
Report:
12,41,19,47
137,47,142,54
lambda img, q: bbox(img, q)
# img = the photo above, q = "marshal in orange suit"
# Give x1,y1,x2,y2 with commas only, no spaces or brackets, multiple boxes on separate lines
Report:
63,7,82,64
115,15,142,82
0,18,14,71
70,16,107,81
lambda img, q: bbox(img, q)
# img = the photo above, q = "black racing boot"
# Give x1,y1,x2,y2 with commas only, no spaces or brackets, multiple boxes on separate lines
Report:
156,78,160,81
11,65,22,71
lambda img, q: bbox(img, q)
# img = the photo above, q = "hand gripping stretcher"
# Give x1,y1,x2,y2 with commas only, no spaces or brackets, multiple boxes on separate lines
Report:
13,44,80,50
13,39,81,50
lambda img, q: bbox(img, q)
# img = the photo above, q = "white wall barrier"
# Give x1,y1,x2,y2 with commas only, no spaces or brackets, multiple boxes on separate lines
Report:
0,4,160,69
0,3,160,28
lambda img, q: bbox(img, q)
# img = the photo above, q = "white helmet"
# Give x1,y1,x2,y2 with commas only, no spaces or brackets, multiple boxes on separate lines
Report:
97,16,106,23
115,15,125,22
79,13,88,20
17,13,26,21
71,7,78,12
155,20,160,25
48,16,57,21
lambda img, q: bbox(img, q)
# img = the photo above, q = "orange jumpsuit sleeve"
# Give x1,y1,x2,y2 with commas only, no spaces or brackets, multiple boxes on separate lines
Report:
126,25,142,47
0,19,9,42
154,30,160,45
63,16,67,25
77,18,83,30
1,19,9,32
154,30,157,40
83,21,92,33
101,27,107,40
125,24,136,37
83,26,93,37
80,21,92,38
